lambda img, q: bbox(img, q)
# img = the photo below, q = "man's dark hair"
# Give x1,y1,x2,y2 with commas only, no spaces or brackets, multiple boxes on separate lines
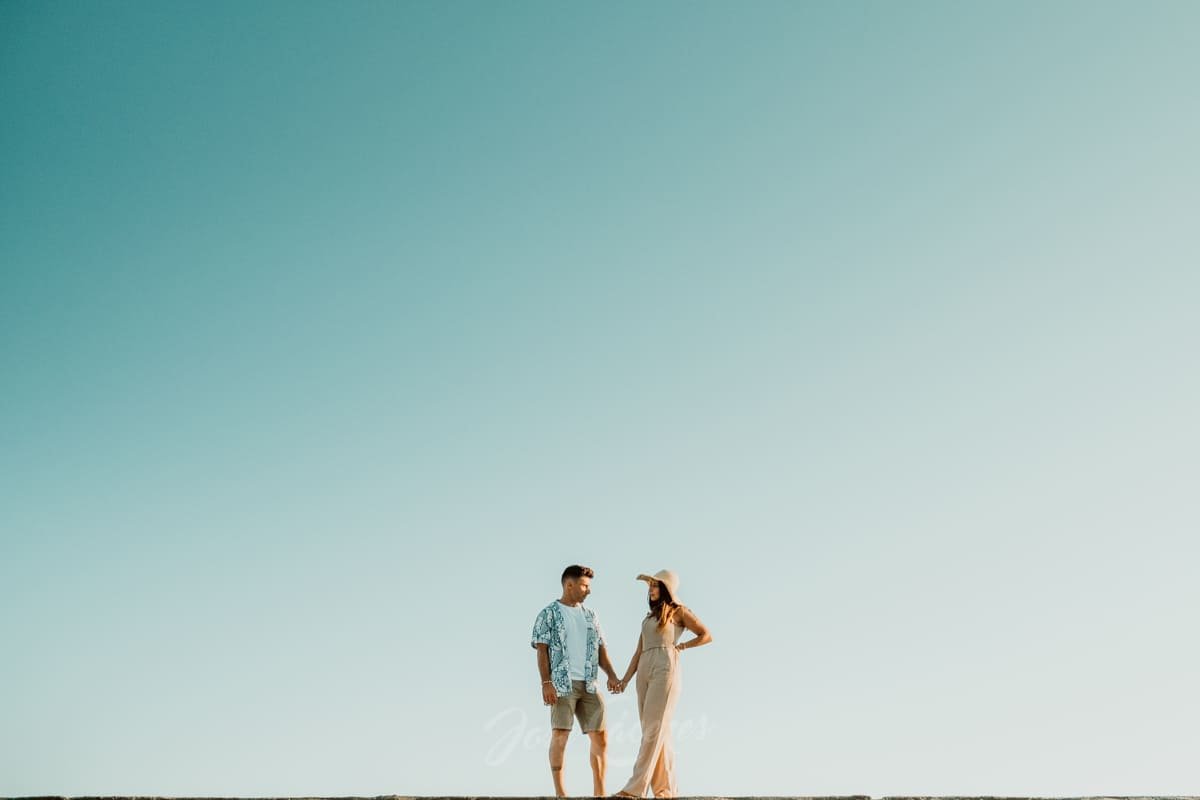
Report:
561,564,595,584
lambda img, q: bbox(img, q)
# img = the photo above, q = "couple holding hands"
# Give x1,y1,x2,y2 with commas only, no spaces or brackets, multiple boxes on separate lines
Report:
530,564,713,798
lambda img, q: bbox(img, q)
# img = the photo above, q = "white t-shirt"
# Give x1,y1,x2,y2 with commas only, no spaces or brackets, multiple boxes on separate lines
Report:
557,601,588,681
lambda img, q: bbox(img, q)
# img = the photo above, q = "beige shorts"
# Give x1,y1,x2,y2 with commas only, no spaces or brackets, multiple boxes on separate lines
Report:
551,680,606,732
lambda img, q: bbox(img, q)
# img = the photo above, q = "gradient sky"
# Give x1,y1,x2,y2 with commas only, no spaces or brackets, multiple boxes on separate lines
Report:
3,1,1199,797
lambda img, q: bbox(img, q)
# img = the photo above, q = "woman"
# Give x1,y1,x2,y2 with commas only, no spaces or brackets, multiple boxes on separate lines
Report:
613,569,712,799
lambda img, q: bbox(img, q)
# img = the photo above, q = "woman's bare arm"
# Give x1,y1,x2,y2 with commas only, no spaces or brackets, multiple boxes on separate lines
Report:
619,631,642,686
675,606,713,651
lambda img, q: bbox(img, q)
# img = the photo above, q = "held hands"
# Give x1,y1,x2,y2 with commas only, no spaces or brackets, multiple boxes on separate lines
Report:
607,675,629,694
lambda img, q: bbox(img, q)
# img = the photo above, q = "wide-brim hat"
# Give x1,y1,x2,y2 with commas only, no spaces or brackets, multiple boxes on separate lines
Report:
637,569,681,603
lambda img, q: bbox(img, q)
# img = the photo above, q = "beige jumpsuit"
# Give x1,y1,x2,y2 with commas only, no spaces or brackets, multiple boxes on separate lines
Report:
620,613,684,798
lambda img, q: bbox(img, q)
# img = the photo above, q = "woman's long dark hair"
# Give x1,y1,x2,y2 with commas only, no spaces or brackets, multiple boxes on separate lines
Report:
647,582,680,630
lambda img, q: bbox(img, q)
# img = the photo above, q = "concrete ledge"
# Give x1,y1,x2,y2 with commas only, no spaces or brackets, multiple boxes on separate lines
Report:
7,796,1200,800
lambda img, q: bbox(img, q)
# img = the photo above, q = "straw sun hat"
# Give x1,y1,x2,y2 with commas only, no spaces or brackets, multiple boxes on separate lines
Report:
636,569,682,603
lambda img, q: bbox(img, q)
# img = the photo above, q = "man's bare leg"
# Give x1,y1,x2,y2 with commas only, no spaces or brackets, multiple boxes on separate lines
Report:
588,729,608,795
550,729,570,797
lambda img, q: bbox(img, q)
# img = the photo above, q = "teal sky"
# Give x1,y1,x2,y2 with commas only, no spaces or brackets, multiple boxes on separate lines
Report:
3,1,1198,796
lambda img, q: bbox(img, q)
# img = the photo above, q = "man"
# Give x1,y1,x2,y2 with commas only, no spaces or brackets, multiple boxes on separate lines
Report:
531,564,623,797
